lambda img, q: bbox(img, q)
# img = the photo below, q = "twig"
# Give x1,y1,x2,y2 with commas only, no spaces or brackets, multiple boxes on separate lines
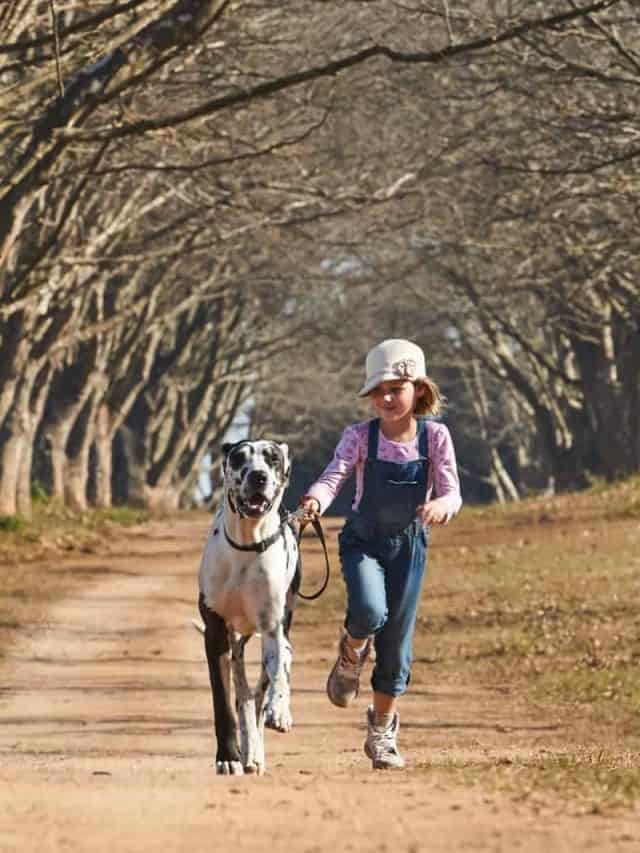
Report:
442,0,454,45
48,0,64,97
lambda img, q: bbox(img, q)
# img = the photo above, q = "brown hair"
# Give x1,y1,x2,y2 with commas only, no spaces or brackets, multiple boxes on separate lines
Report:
414,377,445,417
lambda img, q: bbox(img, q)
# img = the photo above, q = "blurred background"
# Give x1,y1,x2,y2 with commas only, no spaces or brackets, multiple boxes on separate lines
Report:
1,1,638,519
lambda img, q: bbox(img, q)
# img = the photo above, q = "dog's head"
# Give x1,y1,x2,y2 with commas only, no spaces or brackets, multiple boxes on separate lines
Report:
222,439,291,519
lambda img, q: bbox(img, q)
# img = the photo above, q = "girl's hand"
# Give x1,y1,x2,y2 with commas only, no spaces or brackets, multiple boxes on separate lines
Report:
417,499,450,526
298,496,321,521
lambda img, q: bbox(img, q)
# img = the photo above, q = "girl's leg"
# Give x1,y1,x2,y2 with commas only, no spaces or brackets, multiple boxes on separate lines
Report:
327,546,387,708
373,690,397,716
371,531,428,698
342,548,387,640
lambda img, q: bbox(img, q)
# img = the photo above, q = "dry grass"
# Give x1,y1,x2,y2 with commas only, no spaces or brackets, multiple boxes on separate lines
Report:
298,476,640,808
409,475,640,808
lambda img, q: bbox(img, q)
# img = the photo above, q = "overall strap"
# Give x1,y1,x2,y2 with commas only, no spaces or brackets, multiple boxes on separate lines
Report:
418,418,431,504
367,418,380,460
417,418,429,459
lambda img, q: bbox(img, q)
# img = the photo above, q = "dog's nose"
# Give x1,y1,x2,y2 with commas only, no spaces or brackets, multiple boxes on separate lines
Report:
248,470,268,489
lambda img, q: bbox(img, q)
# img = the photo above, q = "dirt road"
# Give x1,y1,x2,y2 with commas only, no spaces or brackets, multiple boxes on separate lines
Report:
0,515,637,852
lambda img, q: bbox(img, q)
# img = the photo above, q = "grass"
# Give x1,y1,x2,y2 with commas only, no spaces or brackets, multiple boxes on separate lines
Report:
0,500,153,563
400,475,640,809
0,515,27,532
417,750,640,813
302,478,640,812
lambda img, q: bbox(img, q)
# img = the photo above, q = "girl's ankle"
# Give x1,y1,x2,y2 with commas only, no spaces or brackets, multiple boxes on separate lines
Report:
344,634,368,662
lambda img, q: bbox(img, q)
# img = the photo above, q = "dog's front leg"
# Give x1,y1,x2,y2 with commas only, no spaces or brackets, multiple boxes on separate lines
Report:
230,633,264,775
262,623,293,733
198,596,243,775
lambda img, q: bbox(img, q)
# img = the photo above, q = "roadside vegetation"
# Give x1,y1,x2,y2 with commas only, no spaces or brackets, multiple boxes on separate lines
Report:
296,475,640,812
420,476,640,811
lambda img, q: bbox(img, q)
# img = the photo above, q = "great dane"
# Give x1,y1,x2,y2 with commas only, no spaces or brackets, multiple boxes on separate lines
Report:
198,439,299,776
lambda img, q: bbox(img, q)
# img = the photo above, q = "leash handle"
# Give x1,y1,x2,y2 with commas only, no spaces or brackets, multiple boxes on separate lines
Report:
295,515,331,601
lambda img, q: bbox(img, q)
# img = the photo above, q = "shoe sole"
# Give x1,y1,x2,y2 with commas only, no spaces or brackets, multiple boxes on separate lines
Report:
326,637,372,708
326,660,356,708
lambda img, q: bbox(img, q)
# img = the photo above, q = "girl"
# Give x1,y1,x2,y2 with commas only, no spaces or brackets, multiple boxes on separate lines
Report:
299,339,462,769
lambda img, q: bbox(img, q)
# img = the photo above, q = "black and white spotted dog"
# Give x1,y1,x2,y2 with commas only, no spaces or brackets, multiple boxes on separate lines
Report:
198,439,299,776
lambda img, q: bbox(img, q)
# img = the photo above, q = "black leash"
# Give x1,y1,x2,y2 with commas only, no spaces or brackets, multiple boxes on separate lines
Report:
295,514,331,601
223,507,331,601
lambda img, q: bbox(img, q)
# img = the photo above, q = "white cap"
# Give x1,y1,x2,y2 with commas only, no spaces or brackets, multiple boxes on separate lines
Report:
359,339,427,397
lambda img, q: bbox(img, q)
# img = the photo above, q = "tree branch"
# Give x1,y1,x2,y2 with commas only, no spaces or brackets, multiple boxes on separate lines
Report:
59,1,622,144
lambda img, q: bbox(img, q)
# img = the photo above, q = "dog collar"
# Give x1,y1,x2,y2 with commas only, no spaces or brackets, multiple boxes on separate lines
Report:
224,522,286,554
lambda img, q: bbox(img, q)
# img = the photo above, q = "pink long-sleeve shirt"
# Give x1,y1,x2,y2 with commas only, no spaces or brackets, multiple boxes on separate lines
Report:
306,419,462,521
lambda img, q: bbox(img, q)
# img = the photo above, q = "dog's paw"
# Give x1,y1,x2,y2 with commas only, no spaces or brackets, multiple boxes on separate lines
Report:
216,760,244,775
243,760,265,776
264,701,293,733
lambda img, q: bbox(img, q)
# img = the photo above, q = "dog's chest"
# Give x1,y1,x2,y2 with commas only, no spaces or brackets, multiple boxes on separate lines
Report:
200,540,293,635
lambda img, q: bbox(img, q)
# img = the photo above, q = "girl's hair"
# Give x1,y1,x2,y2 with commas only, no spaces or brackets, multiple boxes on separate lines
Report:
414,377,445,417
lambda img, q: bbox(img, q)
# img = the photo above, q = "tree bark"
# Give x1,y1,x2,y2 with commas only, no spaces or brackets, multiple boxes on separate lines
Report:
64,394,98,511
0,362,46,517
0,433,25,516
93,404,112,508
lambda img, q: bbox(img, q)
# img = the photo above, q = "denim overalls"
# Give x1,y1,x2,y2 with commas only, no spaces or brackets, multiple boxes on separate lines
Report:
338,417,430,697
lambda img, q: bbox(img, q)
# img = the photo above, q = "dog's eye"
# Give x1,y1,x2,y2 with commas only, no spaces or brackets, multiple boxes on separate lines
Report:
228,449,248,471
264,448,282,469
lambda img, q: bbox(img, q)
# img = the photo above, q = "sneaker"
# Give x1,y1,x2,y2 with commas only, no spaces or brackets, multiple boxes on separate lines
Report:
364,705,405,770
326,633,372,708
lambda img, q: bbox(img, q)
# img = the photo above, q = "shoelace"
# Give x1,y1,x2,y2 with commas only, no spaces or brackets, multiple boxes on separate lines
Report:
339,642,368,671
371,723,399,756
339,650,364,672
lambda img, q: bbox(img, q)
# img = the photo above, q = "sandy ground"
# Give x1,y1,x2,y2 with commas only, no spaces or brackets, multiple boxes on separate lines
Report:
0,515,638,852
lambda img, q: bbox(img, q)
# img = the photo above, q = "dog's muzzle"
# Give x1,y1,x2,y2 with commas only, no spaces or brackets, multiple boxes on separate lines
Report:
235,471,280,518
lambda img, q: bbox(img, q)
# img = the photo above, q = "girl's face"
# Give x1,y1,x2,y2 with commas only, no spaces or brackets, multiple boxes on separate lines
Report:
369,380,423,423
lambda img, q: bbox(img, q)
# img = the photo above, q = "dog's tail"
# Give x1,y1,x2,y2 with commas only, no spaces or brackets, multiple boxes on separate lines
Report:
191,618,206,635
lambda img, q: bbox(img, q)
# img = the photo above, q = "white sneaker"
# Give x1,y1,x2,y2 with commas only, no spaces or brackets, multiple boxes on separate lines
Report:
326,633,372,708
364,706,405,770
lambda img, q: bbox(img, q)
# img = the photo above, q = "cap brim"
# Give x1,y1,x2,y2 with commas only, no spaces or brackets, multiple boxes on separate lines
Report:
358,371,426,397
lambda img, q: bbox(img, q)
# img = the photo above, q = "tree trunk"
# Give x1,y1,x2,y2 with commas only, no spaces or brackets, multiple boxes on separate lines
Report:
0,371,37,517
489,446,520,502
118,425,147,505
48,430,68,501
16,438,34,519
142,483,181,511
572,336,631,482
93,405,112,508
65,457,90,511
64,394,97,511
0,433,25,517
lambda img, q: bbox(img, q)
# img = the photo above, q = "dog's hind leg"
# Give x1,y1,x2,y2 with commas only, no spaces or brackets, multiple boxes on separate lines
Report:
198,595,243,775
283,550,300,639
262,622,293,733
230,633,264,775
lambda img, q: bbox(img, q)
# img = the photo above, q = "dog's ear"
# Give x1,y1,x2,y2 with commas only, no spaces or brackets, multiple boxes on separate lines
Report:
278,442,291,482
220,442,234,477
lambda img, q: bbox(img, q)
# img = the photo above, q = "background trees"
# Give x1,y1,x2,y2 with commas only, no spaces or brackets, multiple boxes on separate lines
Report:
1,1,637,516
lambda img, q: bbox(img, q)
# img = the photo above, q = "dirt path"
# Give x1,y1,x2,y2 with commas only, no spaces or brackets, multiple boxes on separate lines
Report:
0,515,637,852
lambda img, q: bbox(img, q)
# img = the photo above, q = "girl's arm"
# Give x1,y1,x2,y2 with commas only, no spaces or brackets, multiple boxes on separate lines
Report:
419,423,462,524
300,425,362,515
